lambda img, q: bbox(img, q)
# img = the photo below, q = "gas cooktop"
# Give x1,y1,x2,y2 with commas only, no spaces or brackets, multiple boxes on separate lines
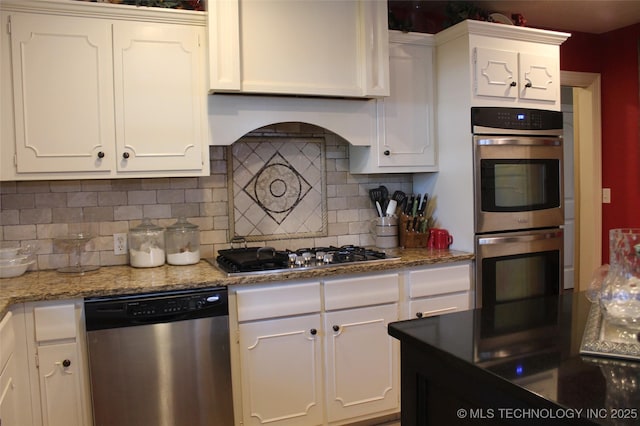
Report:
209,245,400,276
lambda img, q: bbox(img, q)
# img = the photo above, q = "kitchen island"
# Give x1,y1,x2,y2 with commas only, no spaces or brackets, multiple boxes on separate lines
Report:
388,292,640,425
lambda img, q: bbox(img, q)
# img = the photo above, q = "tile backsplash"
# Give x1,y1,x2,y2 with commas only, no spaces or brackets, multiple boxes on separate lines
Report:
0,123,412,271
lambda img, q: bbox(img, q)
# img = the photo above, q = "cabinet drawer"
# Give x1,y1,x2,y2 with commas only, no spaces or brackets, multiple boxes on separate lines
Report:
0,312,14,373
408,293,470,320
34,303,77,342
236,281,321,322
408,263,471,298
324,273,399,311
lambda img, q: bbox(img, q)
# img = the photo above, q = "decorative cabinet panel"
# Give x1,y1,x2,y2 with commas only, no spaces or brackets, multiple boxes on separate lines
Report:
474,47,558,103
350,31,437,173
20,300,92,426
112,21,206,173
323,304,399,423
238,314,324,426
232,274,399,426
435,19,569,110
35,343,84,426
0,1,209,180
8,13,115,175
208,0,389,98
0,312,17,426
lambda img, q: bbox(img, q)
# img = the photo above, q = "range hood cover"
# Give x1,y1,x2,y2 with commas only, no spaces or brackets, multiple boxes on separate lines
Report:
208,94,376,146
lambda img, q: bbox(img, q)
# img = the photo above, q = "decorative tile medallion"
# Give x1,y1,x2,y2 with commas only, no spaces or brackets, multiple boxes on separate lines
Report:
229,137,327,241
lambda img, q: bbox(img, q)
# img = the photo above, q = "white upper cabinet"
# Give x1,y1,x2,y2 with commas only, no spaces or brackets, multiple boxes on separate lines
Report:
208,0,389,98
0,1,209,181
435,19,570,110
350,31,437,173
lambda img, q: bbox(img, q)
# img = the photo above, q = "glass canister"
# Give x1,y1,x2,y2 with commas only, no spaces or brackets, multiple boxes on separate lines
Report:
128,218,165,268
599,228,640,329
165,217,200,265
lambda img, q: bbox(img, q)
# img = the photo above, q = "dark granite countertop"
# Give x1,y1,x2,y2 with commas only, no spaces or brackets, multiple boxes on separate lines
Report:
0,247,473,317
388,292,640,425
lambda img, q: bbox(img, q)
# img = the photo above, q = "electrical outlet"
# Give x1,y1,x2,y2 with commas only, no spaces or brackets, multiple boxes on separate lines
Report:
114,233,128,255
602,188,611,204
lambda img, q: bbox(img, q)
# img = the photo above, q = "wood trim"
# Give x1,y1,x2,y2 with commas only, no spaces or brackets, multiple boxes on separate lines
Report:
560,70,602,291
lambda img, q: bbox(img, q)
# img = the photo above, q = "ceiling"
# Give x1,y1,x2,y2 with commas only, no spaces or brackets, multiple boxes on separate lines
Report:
473,1,640,34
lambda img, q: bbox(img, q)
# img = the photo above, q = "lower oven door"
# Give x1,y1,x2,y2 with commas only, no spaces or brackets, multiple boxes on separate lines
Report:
475,228,563,308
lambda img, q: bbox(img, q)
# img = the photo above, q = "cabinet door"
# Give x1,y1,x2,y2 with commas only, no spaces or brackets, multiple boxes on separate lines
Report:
324,303,399,422
9,14,115,174
474,47,518,99
210,0,388,97
36,342,84,426
518,52,557,102
0,356,17,426
112,22,206,173
378,37,436,168
239,314,323,426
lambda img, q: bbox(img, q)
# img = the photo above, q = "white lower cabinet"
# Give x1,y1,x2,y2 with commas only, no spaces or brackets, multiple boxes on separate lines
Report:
0,312,17,426
238,314,324,426
11,300,93,426
324,304,399,423
233,273,400,426
402,262,473,320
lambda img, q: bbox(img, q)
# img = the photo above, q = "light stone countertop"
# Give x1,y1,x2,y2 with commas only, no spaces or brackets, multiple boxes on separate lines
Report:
0,248,474,316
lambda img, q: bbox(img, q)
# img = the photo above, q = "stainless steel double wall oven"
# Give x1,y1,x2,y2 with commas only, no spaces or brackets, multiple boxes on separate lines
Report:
473,107,564,308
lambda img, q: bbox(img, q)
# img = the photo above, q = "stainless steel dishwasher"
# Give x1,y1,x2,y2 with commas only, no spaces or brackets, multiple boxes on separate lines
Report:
85,287,233,426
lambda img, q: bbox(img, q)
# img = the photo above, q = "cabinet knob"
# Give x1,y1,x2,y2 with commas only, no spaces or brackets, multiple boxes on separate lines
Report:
383,150,390,156
332,325,340,332
62,359,71,368
416,312,423,318
97,151,105,159
509,81,517,87
525,82,532,88
310,328,317,335
122,152,130,159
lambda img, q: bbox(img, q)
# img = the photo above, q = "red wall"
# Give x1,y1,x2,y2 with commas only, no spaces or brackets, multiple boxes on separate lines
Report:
560,24,640,263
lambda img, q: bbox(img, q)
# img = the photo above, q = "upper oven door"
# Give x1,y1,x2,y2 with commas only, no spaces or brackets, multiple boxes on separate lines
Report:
474,136,564,233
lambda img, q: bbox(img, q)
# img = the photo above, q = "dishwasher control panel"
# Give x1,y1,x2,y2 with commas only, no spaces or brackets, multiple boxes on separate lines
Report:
85,288,228,331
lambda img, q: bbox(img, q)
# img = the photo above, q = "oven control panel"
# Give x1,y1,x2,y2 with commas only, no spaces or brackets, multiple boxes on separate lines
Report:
471,107,563,133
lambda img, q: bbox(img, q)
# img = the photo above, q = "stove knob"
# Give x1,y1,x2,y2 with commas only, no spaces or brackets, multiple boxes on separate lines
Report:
315,251,326,261
302,252,312,264
288,253,297,264
323,253,333,263
295,255,305,266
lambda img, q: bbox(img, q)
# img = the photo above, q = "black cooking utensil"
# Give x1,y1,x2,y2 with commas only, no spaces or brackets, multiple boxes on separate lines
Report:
379,185,389,212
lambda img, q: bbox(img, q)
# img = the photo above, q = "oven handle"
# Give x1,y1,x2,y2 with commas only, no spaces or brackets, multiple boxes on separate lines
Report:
478,230,563,245
476,137,561,146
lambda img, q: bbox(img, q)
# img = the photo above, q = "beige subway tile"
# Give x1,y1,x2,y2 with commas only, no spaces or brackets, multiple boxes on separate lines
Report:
50,180,82,193
185,188,213,203
82,180,113,192
35,193,67,208
100,221,130,235
114,205,143,221
16,181,50,193
52,207,83,223
0,210,19,225
83,207,114,222
2,193,35,209
37,223,69,239
98,191,128,206
157,189,185,204
143,204,172,219
170,178,198,189
67,192,98,207
20,208,52,225
141,178,171,190
4,224,37,240
127,190,157,205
